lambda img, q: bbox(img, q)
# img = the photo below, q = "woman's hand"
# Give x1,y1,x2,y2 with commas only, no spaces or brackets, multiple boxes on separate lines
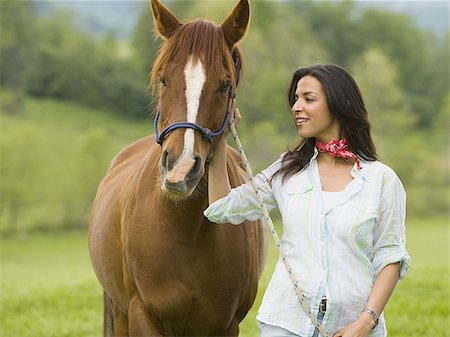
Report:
334,262,400,337
333,313,375,337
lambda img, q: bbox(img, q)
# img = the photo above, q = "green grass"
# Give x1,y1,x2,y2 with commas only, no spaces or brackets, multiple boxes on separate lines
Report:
1,218,448,336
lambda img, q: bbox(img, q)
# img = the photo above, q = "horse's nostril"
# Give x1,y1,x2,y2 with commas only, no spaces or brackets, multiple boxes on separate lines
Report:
190,156,202,178
162,150,172,171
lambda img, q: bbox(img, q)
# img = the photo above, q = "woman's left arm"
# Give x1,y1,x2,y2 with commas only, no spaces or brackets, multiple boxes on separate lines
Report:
334,172,410,337
333,262,400,337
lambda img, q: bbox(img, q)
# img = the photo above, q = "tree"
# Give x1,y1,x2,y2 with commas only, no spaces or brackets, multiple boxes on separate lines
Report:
289,0,361,67
353,49,448,216
355,9,431,126
420,32,450,127
131,3,161,78
352,49,415,136
0,0,38,113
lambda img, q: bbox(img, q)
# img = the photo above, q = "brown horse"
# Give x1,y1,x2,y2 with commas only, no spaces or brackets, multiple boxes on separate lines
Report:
89,0,267,336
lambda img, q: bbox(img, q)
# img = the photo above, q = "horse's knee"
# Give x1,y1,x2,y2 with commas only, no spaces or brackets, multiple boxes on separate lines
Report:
128,295,161,337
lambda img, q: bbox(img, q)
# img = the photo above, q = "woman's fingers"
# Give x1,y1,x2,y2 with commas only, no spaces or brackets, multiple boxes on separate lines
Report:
227,98,240,132
233,108,241,128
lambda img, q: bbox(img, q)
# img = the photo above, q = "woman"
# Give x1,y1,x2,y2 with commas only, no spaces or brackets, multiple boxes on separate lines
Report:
204,64,410,337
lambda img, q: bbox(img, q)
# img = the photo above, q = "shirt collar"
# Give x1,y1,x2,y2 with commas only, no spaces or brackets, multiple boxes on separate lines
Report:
311,147,320,161
351,160,370,182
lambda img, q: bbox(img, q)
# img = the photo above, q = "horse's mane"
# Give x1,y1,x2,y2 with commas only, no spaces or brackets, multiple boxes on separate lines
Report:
151,19,243,92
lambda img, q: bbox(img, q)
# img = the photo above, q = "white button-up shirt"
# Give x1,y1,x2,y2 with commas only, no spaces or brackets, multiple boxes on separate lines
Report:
204,149,410,336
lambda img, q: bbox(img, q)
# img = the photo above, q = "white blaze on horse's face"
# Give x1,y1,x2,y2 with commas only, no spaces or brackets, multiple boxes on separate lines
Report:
165,56,206,185
184,55,206,155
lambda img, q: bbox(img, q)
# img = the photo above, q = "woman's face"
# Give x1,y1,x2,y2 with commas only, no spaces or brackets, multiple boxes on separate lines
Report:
291,75,340,143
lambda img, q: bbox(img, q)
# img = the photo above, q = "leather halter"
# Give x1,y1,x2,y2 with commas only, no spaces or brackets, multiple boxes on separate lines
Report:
154,51,241,163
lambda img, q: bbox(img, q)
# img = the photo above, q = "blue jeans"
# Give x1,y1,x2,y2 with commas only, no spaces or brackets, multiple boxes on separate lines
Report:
258,310,325,337
312,310,325,337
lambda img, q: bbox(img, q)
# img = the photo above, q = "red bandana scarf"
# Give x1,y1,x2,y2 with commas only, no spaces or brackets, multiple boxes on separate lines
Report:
315,139,362,170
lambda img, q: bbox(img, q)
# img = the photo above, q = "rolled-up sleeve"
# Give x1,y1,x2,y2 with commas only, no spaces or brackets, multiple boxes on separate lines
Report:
372,174,410,279
203,160,280,225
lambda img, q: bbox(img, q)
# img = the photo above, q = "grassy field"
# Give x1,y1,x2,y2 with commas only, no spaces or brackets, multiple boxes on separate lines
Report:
0,217,448,337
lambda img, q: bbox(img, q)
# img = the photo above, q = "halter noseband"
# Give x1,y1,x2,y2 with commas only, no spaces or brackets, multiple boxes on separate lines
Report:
154,51,241,163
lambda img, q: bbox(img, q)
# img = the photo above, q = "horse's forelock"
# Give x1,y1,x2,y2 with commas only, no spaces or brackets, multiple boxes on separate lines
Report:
150,19,242,94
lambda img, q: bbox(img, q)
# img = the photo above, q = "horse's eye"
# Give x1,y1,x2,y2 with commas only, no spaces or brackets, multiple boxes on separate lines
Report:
219,80,231,94
159,75,167,87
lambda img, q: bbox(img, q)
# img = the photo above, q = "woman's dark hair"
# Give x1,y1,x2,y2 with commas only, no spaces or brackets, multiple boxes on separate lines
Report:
272,64,378,183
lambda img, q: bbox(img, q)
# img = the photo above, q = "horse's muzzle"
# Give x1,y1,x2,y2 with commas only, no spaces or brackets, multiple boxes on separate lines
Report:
160,150,203,197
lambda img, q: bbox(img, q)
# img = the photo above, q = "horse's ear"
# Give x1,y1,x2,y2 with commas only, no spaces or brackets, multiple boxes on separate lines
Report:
221,0,250,47
150,0,182,39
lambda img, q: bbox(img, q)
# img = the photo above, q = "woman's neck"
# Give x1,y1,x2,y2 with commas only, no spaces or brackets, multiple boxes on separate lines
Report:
317,152,355,168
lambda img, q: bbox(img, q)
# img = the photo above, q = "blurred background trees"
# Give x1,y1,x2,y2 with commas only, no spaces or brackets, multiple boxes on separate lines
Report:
0,0,448,236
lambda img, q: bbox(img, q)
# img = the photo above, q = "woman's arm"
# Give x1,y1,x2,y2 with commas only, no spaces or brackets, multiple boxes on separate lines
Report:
335,172,409,337
362,262,401,326
333,262,400,337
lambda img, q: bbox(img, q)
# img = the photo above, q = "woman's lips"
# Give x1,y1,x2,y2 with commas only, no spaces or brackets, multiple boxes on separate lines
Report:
295,117,309,126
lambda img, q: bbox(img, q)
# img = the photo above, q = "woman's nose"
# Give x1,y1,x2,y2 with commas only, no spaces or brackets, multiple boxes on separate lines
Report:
292,100,304,114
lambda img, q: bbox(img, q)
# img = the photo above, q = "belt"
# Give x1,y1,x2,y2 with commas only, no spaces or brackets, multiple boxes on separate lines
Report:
319,297,327,313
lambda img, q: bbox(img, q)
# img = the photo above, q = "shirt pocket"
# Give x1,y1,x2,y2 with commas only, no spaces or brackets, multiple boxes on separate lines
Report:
283,181,313,216
346,195,378,254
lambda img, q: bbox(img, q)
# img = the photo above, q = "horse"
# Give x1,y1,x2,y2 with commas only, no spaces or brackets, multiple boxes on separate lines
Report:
88,0,268,336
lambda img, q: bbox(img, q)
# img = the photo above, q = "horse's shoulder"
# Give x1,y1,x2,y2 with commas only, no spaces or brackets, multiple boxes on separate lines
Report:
226,145,247,186
108,135,156,172
226,146,245,171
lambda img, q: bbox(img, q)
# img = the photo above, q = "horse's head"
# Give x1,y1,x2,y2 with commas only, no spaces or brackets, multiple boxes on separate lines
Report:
150,0,249,197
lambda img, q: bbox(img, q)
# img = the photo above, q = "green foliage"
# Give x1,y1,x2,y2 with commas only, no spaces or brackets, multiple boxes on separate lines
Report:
0,95,149,237
352,48,416,134
0,0,38,93
0,4,149,119
355,9,432,126
290,0,362,66
0,123,44,234
131,4,161,77
1,218,448,336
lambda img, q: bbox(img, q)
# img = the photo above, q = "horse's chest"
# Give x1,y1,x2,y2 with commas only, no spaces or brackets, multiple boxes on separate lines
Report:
128,243,241,328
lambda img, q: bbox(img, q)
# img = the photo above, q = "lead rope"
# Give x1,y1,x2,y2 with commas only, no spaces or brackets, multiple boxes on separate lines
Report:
228,114,330,337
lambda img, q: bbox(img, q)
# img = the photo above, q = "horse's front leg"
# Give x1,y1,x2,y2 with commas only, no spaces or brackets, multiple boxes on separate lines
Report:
112,303,129,337
128,294,162,337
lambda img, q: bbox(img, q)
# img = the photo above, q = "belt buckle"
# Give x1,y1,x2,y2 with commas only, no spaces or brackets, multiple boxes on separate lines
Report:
319,297,327,313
